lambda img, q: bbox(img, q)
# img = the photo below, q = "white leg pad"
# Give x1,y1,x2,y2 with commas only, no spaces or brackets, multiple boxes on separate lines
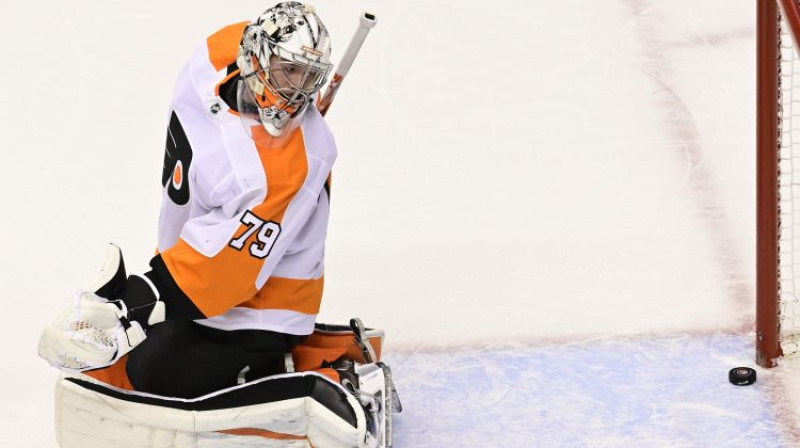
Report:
55,373,367,448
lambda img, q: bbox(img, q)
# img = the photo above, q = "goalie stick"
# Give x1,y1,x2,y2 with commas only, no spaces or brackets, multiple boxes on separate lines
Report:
319,11,378,116
350,317,377,363
350,318,403,415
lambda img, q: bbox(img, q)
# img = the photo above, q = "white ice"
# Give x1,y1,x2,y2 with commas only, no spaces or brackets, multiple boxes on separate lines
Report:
0,0,791,446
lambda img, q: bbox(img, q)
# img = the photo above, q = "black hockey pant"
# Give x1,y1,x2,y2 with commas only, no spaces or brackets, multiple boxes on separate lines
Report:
126,320,305,399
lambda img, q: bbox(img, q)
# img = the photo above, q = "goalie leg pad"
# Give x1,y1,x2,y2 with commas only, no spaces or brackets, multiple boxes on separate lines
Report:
55,372,367,448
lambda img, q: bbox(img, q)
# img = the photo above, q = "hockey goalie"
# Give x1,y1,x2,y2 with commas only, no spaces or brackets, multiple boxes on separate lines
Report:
37,3,400,447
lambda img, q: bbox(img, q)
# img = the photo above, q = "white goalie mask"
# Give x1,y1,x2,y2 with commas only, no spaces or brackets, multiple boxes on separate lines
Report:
237,2,333,148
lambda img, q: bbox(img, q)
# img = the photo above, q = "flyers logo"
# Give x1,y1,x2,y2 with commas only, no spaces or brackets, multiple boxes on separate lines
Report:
161,111,193,205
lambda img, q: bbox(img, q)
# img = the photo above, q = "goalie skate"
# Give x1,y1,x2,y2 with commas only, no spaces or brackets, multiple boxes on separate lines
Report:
322,322,402,448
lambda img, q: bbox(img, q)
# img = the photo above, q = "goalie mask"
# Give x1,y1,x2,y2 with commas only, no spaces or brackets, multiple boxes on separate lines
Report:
237,2,332,148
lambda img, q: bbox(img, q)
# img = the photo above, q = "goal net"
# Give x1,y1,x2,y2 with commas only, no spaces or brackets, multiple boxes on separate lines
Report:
757,0,800,367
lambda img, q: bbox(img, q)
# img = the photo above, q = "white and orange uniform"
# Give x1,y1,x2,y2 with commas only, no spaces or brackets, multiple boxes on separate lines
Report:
153,23,336,336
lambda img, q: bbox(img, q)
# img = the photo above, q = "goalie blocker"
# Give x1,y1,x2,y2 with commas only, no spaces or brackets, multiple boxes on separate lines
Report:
57,323,401,448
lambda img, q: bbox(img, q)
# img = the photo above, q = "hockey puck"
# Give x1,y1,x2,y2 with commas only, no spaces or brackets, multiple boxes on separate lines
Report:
728,367,757,386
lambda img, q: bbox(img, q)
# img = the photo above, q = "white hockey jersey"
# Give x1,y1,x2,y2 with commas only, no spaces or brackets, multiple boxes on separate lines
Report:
155,22,336,336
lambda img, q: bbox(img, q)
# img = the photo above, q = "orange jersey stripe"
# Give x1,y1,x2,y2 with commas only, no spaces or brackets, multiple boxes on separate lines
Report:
161,242,260,317
207,22,248,71
241,276,324,314
162,129,309,317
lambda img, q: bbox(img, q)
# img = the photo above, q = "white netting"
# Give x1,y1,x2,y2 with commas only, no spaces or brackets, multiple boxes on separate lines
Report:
778,9,800,356
71,320,116,351
38,292,119,371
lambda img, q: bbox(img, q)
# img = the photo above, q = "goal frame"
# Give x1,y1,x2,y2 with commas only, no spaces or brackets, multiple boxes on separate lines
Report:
756,0,800,368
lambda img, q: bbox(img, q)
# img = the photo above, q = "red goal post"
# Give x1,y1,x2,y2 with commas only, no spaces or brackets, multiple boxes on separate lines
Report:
757,0,800,368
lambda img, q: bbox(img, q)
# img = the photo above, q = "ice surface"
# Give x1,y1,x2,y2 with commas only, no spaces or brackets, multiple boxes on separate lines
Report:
0,0,792,446
388,335,786,447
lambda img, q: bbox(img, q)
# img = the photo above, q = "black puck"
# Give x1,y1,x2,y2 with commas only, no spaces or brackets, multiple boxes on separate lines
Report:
729,367,757,386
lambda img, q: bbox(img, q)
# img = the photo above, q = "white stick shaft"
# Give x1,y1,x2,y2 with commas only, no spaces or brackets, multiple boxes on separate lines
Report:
319,12,377,116
337,12,377,77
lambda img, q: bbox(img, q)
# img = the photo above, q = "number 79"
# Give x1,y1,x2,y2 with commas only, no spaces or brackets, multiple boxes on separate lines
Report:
228,211,282,259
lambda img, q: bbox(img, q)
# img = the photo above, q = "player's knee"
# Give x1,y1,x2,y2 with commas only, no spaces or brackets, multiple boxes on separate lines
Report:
126,321,192,396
